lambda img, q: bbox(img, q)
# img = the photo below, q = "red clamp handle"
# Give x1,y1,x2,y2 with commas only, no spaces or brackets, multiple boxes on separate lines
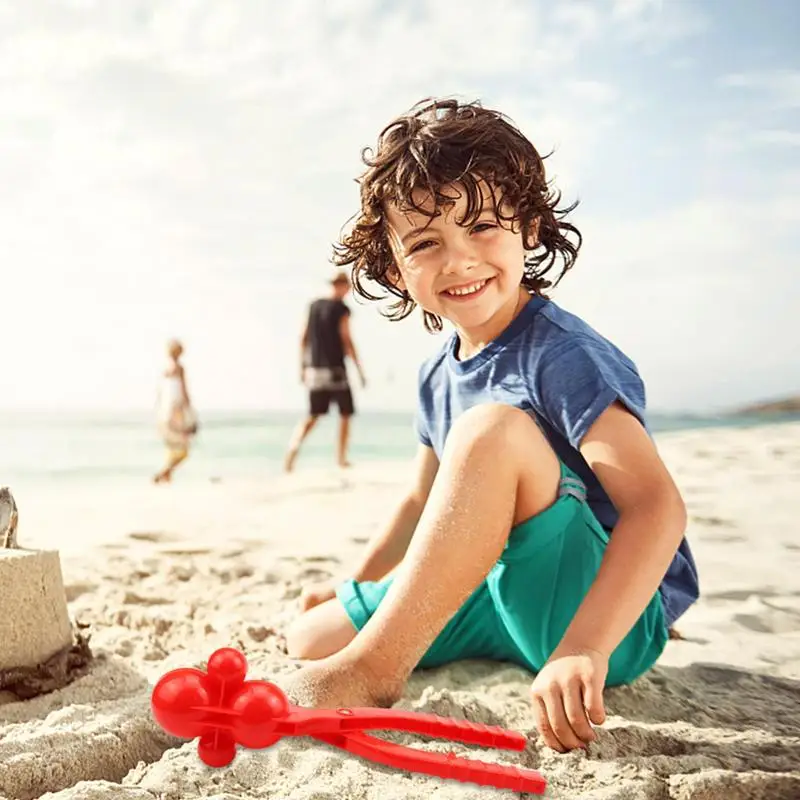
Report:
320,732,546,794
283,706,527,750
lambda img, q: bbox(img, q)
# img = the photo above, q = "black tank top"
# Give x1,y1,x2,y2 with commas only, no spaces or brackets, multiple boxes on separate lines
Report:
306,298,350,369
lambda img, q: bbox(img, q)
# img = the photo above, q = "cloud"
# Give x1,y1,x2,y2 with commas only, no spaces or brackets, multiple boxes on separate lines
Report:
751,129,800,147
720,69,800,110
610,0,708,47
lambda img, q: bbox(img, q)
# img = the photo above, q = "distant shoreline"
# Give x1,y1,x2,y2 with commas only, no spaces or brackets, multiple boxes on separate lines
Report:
729,396,800,415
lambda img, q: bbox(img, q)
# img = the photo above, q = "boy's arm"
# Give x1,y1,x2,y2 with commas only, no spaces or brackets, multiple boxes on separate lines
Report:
339,315,366,387
350,444,439,582
561,401,686,655
530,401,686,751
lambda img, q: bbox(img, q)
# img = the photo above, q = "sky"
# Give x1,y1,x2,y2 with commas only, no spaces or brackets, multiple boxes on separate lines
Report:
0,0,798,414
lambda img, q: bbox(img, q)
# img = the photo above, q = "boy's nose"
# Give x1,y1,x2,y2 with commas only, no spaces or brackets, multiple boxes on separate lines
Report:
442,238,480,275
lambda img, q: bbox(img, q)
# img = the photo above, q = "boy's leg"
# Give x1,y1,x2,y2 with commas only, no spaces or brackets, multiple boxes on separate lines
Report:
284,403,560,707
286,597,358,660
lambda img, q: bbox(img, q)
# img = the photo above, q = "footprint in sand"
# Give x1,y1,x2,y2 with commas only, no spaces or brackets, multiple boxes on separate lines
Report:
122,591,173,606
405,687,508,731
246,625,277,643
670,770,800,799
698,533,746,544
64,582,98,602
607,664,800,737
209,564,255,583
0,660,175,799
590,722,799,767
690,515,735,527
578,665,800,798
733,601,800,634
128,531,178,543
279,554,341,565
298,566,332,581
219,548,248,559
157,546,212,556
588,723,800,799
167,564,195,581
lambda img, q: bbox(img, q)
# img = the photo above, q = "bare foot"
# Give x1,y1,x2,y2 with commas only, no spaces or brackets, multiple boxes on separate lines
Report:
284,449,299,473
282,657,403,710
337,460,352,469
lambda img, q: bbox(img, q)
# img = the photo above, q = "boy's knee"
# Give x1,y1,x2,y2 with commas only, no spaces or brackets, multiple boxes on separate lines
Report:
285,615,320,660
285,601,357,660
284,617,307,659
446,404,545,455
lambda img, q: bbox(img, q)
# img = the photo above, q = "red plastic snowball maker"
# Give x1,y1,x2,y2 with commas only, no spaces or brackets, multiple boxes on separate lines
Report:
151,647,546,794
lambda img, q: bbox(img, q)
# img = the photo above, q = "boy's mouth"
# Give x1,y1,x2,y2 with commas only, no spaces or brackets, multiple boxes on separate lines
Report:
441,278,491,299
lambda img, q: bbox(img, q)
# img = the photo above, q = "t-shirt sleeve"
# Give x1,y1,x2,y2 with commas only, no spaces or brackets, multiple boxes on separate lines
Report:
414,406,432,447
415,362,434,447
533,337,647,448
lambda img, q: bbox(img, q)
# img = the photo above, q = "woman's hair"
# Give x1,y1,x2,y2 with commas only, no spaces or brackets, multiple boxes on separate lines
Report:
332,98,583,332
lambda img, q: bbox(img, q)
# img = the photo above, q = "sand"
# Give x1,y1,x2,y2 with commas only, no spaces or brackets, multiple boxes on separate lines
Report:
1,422,799,799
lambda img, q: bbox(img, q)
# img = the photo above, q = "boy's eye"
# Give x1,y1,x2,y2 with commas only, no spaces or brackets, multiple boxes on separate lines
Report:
408,239,436,254
472,222,496,234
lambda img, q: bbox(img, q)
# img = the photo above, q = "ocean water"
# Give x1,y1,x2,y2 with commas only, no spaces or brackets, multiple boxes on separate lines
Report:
0,409,797,485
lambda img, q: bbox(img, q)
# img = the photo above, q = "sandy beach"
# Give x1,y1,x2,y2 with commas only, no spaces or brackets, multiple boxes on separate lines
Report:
1,421,799,799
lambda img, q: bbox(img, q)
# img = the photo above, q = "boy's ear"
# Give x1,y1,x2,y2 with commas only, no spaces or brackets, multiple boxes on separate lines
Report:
388,264,406,292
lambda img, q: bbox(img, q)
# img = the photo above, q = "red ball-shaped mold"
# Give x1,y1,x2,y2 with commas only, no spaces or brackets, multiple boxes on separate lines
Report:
230,680,290,749
151,668,211,739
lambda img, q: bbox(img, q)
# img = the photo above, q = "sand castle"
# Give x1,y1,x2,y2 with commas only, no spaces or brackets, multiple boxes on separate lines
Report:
0,487,92,701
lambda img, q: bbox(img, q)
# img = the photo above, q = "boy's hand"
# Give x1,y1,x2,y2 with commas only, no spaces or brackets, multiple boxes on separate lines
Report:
530,647,608,752
299,582,337,612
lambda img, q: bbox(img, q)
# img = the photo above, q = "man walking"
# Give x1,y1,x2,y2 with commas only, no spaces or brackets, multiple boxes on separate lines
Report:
284,271,366,472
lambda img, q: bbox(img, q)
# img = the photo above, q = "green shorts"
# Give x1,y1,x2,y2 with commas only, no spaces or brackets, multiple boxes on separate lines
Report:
336,464,668,687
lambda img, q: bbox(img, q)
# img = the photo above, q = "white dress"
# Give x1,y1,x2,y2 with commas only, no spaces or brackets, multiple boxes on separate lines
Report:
157,373,197,448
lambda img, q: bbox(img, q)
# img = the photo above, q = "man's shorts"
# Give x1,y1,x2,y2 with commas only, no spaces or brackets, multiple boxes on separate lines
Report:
336,463,668,687
309,387,354,416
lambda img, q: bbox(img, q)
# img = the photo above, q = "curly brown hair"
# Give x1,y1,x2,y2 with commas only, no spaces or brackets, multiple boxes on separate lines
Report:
332,97,582,333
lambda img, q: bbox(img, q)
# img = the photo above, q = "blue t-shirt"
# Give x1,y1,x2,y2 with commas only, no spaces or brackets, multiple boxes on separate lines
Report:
415,295,699,626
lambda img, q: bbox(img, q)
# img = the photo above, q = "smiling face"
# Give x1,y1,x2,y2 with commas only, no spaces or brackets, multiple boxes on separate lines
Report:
386,181,533,354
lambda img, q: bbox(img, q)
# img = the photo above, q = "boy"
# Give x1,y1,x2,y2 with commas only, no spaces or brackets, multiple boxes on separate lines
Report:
283,98,698,752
